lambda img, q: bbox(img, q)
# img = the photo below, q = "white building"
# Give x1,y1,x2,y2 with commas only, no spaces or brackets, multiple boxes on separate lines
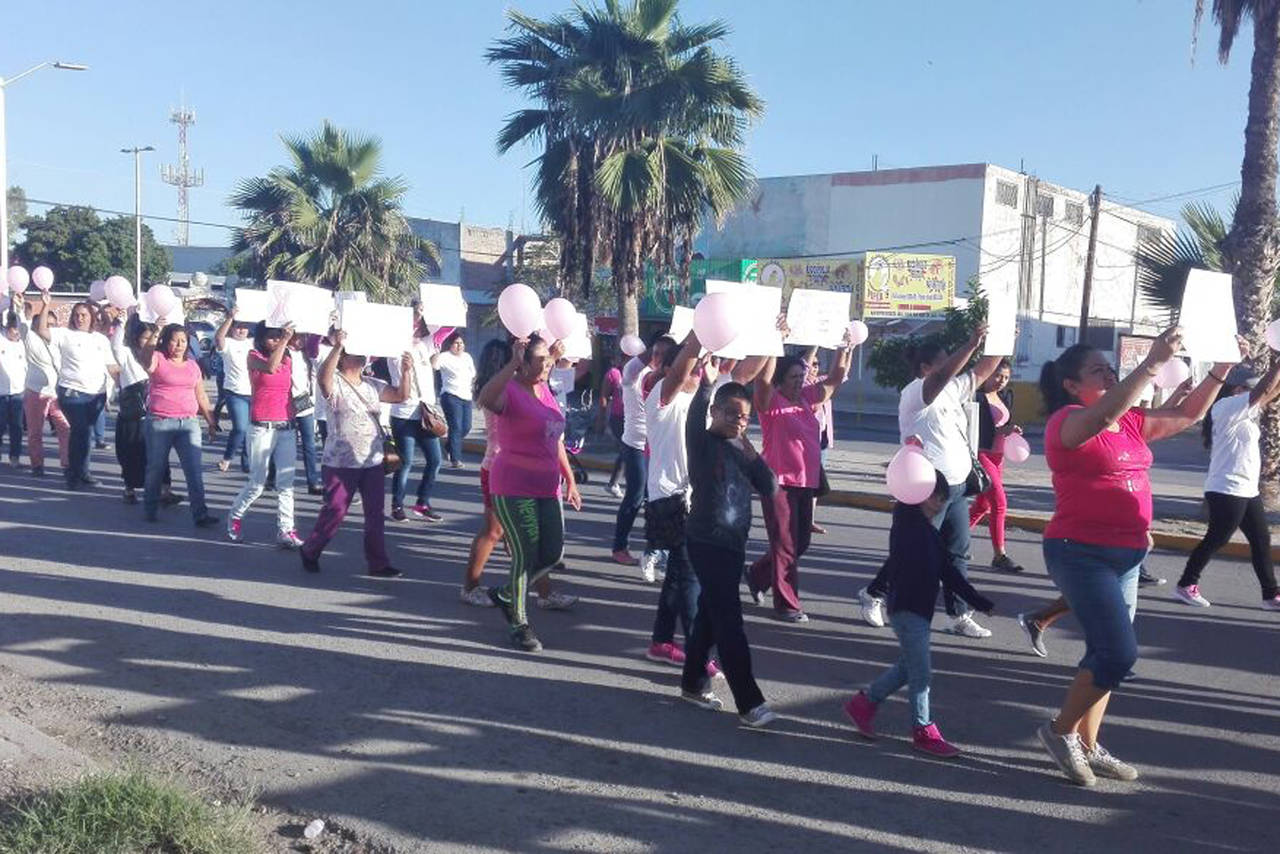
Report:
696,162,1175,415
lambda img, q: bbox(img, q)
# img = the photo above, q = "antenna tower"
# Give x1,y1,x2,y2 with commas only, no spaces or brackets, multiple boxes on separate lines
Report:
160,102,204,246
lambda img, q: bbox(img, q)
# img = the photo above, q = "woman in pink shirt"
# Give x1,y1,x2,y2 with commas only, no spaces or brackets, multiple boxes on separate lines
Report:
477,334,582,653
737,333,855,621
968,359,1024,572
144,323,219,527
1034,329,1241,787
227,322,299,547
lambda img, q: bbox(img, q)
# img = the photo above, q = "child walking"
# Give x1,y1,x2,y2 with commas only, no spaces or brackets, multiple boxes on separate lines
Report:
843,469,995,756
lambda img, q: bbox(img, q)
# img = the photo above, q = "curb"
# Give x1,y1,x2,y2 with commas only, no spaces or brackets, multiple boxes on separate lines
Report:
461,439,1275,562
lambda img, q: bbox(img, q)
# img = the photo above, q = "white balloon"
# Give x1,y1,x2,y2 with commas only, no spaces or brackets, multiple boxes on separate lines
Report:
847,320,869,347
620,334,645,357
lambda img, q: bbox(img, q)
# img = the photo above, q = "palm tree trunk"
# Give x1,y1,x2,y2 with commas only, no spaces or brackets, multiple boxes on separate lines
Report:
612,215,641,336
1225,3,1280,492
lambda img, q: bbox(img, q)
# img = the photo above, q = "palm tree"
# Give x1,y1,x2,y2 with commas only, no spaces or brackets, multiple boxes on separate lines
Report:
230,121,439,301
489,0,763,334
1136,201,1231,319
1193,1,1280,484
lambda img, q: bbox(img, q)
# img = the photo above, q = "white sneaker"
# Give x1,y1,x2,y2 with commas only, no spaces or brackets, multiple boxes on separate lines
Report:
1174,584,1211,607
1262,595,1280,611
640,550,661,584
858,587,886,628
535,592,578,611
949,613,992,638
276,529,304,550
460,586,494,607
607,482,625,499
739,703,778,728
1086,743,1139,781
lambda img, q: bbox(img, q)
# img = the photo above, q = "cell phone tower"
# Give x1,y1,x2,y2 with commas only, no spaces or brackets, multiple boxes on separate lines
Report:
160,101,204,246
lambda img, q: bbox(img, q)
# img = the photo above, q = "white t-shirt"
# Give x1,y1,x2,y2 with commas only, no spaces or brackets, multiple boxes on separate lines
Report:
436,350,476,400
387,337,438,419
0,334,28,397
645,383,694,499
901,372,976,486
220,336,253,395
620,357,651,450
1204,393,1262,498
110,324,149,389
24,327,59,395
49,328,116,395
290,350,315,417
549,366,577,410
313,343,333,421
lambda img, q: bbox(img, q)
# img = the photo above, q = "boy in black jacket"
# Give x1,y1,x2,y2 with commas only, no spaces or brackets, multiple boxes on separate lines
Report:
843,470,995,756
679,362,780,728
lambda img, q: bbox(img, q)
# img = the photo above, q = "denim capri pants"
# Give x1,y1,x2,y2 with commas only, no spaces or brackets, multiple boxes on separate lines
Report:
1043,538,1148,691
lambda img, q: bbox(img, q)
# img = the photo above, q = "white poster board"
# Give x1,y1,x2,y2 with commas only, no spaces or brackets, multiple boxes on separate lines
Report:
706,280,784,358
984,278,1018,357
419,283,469,327
334,291,367,310
340,302,414,358
785,288,853,348
233,288,271,323
667,305,695,344
266,280,334,336
1180,269,1240,363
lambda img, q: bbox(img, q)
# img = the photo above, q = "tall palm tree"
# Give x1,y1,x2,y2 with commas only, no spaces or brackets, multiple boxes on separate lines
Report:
1136,200,1231,318
230,121,438,301
1194,1,1280,484
489,0,763,333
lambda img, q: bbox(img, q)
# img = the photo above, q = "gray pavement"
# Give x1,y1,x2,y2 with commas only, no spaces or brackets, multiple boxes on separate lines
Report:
0,440,1277,852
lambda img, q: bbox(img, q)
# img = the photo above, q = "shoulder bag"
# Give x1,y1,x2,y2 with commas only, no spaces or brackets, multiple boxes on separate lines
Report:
338,373,401,475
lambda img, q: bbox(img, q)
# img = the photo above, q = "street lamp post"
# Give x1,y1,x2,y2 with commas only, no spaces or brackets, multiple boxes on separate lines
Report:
121,146,154,297
0,61,88,270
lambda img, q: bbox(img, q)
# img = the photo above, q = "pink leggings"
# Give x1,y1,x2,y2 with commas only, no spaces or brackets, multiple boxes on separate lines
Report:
968,450,1007,551
23,390,70,470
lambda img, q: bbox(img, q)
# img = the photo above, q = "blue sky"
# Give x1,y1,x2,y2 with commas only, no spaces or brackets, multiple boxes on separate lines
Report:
3,0,1252,250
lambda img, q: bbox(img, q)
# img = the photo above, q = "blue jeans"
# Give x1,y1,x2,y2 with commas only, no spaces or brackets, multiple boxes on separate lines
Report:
867,611,933,727
652,543,701,645
439,393,473,464
1043,538,1146,691
221,393,250,470
390,416,440,509
93,406,106,443
56,387,105,485
934,482,972,617
0,393,23,460
145,417,209,522
612,444,647,552
295,413,320,489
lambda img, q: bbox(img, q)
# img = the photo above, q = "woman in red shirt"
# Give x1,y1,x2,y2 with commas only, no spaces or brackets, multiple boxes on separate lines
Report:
1035,328,1241,787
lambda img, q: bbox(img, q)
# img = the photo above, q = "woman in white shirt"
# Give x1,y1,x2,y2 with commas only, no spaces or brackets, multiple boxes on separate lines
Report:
0,309,27,465
1175,360,1280,611
434,331,477,469
34,295,120,490
289,335,322,494
386,319,443,522
21,296,70,475
214,308,253,473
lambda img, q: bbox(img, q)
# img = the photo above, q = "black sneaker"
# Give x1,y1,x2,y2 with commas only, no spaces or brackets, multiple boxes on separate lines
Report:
390,506,407,522
31,465,44,477
510,624,543,652
991,554,1025,573
1017,612,1048,658
301,551,321,573
94,441,107,450
308,485,323,496
1138,567,1166,586
412,504,444,523
488,587,516,624
368,566,403,579
195,515,220,528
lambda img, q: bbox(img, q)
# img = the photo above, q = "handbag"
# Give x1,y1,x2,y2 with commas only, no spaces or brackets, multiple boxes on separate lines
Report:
419,401,448,438
644,492,689,550
118,380,149,421
338,373,401,474
964,448,992,497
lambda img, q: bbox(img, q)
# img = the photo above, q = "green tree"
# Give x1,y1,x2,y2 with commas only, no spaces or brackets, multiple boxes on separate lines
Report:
12,205,170,289
1193,0,1280,484
867,286,989,391
489,0,763,334
6,186,28,246
229,121,439,300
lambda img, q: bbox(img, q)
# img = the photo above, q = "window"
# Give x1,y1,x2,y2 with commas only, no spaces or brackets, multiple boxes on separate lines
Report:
1036,194,1055,218
1056,325,1077,348
996,180,1019,208
1065,201,1084,227
1137,225,1163,245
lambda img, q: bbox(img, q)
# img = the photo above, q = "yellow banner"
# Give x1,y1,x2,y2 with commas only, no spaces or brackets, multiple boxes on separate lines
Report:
861,253,955,319
756,257,858,316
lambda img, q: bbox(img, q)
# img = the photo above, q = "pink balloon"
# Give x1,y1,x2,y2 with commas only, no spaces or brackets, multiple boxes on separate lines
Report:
7,266,30,292
1266,319,1280,352
1004,433,1031,464
104,276,135,308
848,320,869,347
31,266,54,291
886,445,937,505
693,292,742,352
89,280,107,302
147,284,179,317
497,283,543,338
620,334,645,357
1154,358,1190,390
543,297,577,341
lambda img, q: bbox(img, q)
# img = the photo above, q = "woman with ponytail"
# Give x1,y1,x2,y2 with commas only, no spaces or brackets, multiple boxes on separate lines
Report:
1034,328,1244,787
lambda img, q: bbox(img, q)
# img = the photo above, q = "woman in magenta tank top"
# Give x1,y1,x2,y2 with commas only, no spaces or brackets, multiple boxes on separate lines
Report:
227,322,300,548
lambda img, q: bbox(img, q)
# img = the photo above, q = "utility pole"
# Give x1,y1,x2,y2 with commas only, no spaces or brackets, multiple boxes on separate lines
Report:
121,146,154,296
1078,184,1102,341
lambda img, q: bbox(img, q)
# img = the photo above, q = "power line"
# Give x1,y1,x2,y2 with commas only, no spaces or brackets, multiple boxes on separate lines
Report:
1109,180,1240,207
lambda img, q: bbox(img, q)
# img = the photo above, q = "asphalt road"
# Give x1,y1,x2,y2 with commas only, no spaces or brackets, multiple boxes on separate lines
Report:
0,440,1276,852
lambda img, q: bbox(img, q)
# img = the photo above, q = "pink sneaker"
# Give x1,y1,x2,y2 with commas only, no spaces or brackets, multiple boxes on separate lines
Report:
277,530,304,550
842,691,878,739
645,642,686,666
612,550,638,566
226,517,243,543
1261,595,1280,612
706,659,724,680
912,723,961,758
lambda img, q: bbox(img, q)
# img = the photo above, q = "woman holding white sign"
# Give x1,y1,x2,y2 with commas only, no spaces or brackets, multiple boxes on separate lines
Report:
226,323,301,548
215,309,252,474
387,318,444,523
736,329,855,622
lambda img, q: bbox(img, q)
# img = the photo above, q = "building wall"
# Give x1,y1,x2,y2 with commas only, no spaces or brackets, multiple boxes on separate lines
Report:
407,218,462,284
